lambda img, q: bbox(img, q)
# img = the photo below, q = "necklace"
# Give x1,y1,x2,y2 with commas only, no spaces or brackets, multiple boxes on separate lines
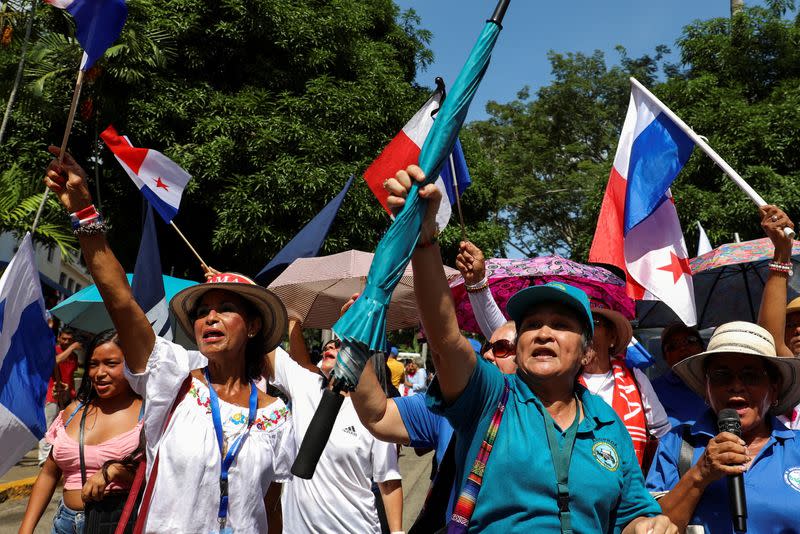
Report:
583,370,613,396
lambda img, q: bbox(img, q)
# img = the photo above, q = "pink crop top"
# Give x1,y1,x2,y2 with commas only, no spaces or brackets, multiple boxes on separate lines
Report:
46,409,143,491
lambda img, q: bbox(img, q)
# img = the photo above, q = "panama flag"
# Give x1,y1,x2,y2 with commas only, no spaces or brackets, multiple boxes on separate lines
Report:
45,0,127,71
132,205,172,340
100,125,191,224
0,234,56,476
590,80,697,326
363,89,471,231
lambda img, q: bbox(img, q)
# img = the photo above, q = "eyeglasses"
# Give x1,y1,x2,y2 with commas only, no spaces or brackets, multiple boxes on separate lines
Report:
706,368,768,387
664,335,702,352
481,339,516,358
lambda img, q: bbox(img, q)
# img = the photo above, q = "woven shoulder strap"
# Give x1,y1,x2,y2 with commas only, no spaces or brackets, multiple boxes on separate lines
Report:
125,375,193,534
447,377,510,533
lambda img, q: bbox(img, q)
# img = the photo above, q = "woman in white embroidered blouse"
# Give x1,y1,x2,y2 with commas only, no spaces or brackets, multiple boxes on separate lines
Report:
44,148,295,533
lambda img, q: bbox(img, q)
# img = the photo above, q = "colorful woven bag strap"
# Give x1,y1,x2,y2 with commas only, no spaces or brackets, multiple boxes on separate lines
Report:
447,377,510,533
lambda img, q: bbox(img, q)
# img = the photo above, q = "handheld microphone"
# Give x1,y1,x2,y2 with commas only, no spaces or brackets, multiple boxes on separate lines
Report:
717,408,747,533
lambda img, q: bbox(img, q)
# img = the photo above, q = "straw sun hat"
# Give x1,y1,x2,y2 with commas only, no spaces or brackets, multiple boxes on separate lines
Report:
170,272,287,353
673,321,800,414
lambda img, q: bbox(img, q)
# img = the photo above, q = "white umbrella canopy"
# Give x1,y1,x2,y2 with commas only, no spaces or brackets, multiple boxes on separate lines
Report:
268,250,459,331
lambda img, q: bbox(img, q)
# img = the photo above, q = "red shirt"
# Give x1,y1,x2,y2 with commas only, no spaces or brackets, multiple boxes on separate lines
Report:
46,346,78,403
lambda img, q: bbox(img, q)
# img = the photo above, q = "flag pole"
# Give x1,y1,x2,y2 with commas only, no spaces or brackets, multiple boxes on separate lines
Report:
169,221,209,271
629,77,794,238
31,67,86,234
449,152,468,242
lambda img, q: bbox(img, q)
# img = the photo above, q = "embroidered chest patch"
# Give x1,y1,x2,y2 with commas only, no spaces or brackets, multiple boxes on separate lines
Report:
784,467,800,493
592,441,620,472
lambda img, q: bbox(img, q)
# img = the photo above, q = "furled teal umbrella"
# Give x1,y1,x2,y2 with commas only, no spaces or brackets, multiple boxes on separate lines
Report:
291,0,512,479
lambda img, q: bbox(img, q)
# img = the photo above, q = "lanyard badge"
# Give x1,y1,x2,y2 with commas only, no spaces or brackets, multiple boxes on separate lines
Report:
204,367,258,533
542,398,580,534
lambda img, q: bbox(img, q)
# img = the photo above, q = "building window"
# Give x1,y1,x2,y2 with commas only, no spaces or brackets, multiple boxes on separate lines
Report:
59,273,67,287
47,247,55,263
67,278,74,293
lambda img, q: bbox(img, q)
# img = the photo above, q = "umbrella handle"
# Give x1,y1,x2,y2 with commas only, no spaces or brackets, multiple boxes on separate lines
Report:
488,0,511,25
290,386,345,479
783,227,795,239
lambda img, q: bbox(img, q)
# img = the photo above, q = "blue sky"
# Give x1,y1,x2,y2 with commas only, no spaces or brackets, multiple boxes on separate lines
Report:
394,1,767,121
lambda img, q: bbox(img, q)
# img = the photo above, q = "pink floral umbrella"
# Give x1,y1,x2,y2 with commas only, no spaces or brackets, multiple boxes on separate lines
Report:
449,256,635,335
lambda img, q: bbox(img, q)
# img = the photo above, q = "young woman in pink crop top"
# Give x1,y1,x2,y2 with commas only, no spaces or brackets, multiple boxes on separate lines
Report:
19,330,144,534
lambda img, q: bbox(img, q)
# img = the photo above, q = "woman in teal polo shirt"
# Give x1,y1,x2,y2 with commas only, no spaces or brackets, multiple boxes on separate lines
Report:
383,165,675,533
646,321,800,533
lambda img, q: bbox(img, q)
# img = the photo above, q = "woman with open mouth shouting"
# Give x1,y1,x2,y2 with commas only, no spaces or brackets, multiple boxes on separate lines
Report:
647,321,800,533
43,147,294,533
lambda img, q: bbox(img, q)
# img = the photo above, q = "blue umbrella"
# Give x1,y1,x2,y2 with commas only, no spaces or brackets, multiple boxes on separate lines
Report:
50,274,197,333
291,0,512,479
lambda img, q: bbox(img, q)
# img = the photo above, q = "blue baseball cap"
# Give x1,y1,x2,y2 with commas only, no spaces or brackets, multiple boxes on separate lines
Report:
389,346,399,357
506,282,594,336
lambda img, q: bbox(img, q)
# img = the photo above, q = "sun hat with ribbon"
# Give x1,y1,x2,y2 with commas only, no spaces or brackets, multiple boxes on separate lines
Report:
589,298,632,356
170,272,287,353
673,321,800,413
787,296,800,315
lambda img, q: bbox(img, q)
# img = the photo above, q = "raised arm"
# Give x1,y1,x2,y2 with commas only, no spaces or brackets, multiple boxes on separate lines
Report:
287,317,318,373
44,147,154,373
385,166,476,404
756,205,795,357
340,293,410,444
456,241,505,338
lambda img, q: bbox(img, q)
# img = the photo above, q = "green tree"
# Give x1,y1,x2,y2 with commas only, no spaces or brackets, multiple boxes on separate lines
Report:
0,0,506,277
468,3,800,261
0,165,76,255
467,46,667,259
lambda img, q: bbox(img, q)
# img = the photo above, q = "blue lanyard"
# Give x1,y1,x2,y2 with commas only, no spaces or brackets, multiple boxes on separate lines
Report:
203,367,258,532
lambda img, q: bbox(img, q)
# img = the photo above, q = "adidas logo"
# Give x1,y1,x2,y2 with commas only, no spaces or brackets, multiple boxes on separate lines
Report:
342,426,357,436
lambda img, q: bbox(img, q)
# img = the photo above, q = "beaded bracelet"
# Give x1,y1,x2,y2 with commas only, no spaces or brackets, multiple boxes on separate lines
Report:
769,261,794,277
465,276,489,293
70,205,107,236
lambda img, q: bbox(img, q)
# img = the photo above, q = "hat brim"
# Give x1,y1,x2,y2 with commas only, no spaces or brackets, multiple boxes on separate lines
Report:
170,283,288,353
507,285,593,336
591,308,632,356
673,349,800,414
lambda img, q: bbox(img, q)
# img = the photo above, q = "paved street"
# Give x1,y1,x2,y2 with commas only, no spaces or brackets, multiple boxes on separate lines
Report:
0,447,433,532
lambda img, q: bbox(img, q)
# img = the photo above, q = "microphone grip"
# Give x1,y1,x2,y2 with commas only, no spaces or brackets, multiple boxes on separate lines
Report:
728,474,747,533
291,388,345,479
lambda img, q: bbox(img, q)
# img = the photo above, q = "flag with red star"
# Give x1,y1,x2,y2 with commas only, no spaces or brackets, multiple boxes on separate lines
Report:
100,125,191,223
589,81,697,325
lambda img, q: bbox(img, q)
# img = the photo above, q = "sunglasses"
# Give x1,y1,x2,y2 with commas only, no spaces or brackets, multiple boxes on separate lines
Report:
664,335,702,352
480,339,516,358
706,368,768,388
325,339,342,350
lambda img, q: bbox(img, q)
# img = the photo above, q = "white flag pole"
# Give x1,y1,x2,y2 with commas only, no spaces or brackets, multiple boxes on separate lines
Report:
629,77,794,238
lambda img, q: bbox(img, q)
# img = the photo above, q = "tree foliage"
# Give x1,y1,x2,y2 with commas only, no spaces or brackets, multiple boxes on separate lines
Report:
469,4,800,260
0,0,506,277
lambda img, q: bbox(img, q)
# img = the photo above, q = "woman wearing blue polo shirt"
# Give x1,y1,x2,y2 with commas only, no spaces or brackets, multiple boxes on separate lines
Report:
646,321,800,533
383,166,676,533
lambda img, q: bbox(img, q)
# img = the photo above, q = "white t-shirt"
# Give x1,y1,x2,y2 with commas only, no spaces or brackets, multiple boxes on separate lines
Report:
125,338,295,533
268,348,401,534
582,367,672,439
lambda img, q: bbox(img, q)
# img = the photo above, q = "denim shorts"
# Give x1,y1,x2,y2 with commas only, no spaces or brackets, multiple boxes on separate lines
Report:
51,500,85,534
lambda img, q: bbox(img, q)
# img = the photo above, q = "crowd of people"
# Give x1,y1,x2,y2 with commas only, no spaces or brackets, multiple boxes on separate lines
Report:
15,153,800,533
